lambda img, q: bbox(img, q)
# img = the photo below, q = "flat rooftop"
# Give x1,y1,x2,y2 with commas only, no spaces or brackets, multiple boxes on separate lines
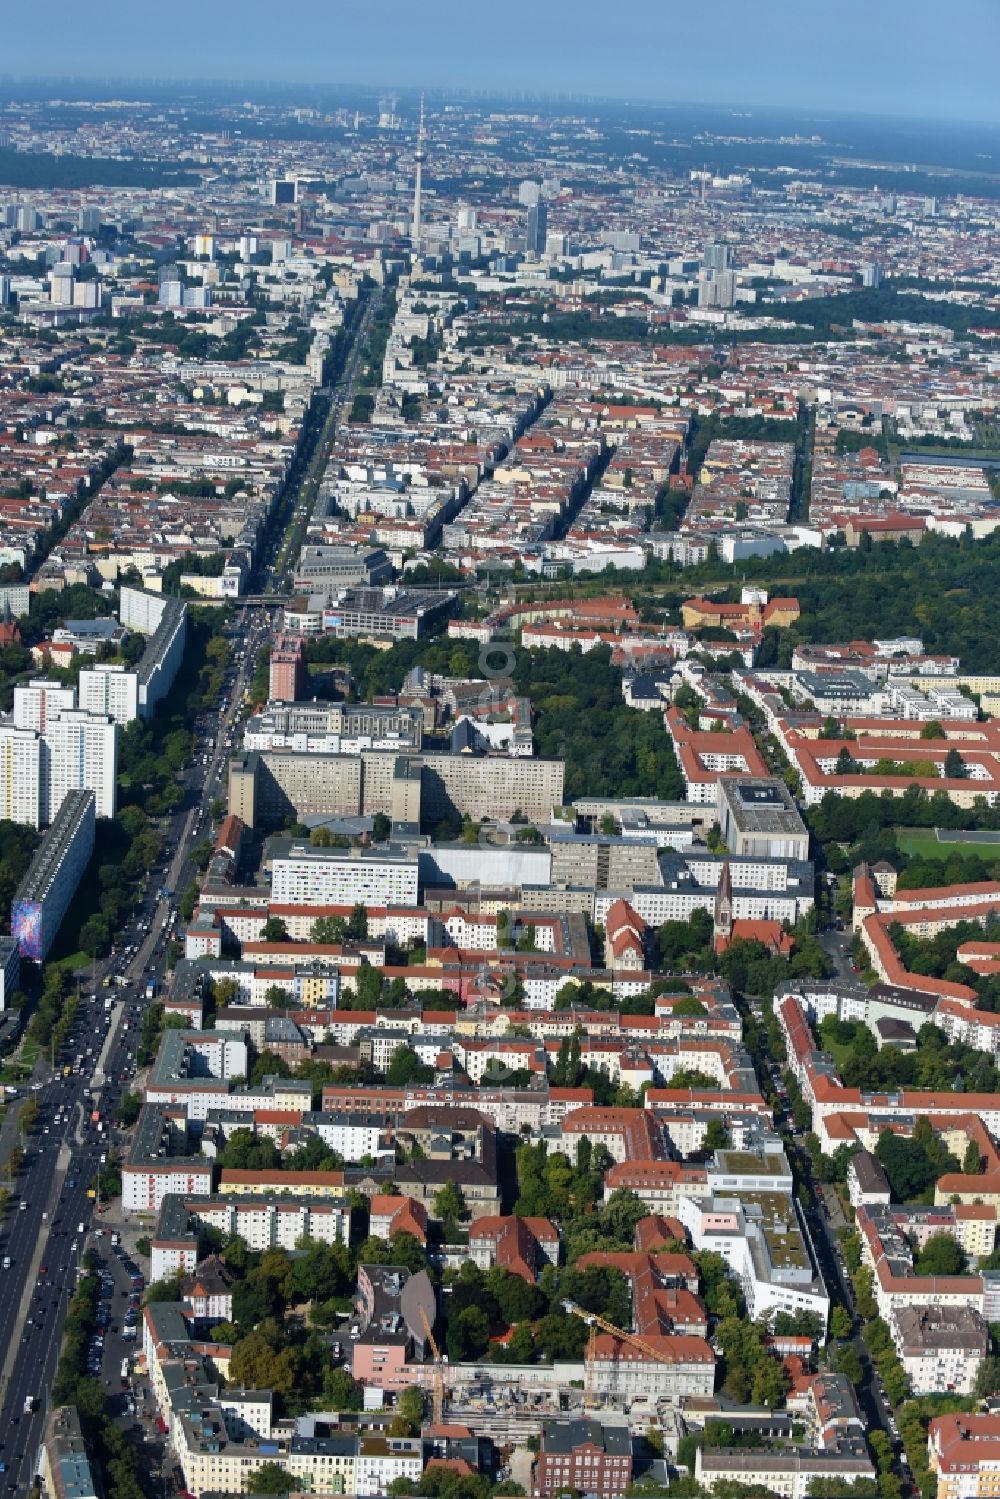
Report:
718,775,807,836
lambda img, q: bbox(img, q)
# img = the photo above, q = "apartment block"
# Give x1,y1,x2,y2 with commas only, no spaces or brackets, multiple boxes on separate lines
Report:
12,678,75,732
696,1447,874,1499
244,699,422,754
0,936,20,1010
41,709,118,822
38,1407,99,1499
547,830,661,889
891,1305,988,1395
11,789,96,959
78,663,140,725
137,595,187,717
929,1413,1000,1499
269,634,306,702
150,1190,350,1282
0,724,43,827
230,747,563,829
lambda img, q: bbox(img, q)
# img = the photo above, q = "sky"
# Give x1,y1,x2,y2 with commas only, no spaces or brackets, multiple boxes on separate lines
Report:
3,0,999,124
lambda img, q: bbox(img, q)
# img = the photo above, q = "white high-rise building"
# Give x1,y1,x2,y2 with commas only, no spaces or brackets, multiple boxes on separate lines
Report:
0,725,43,828
42,710,118,823
78,664,140,726
13,679,76,733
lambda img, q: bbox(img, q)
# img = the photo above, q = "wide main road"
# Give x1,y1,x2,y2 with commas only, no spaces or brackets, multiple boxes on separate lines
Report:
0,1010,129,1489
0,283,379,1486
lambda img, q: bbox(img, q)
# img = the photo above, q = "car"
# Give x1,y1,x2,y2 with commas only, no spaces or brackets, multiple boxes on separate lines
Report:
38,1266,47,1275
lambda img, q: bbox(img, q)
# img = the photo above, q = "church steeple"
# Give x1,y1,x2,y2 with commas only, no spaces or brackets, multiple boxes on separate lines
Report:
714,860,733,942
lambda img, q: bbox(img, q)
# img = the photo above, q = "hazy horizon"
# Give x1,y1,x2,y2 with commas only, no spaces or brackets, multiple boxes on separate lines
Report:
3,0,998,125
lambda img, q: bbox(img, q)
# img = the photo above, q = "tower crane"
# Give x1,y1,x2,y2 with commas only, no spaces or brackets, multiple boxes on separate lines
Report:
419,1305,446,1425
563,1300,664,1406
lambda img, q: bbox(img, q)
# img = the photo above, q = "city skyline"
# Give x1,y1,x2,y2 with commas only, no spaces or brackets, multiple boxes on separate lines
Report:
3,0,999,124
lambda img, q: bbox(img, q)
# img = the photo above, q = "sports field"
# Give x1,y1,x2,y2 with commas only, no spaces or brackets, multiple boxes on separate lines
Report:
898,827,1000,859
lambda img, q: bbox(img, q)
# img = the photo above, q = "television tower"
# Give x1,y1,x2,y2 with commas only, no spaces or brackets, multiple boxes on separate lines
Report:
412,94,426,252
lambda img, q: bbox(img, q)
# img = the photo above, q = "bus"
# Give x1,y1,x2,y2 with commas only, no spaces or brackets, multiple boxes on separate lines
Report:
120,1357,129,1386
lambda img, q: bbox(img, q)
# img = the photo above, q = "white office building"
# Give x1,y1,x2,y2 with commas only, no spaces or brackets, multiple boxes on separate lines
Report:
42,710,118,823
78,664,140,725
269,843,419,908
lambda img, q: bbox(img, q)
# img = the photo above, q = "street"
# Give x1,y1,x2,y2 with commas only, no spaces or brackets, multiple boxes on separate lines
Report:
749,958,913,1496
0,281,372,1489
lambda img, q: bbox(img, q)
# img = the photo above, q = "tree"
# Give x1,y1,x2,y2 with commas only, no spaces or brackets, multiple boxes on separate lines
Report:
393,1386,425,1435
875,1128,953,1203
251,1051,292,1087
179,880,200,922
247,1463,294,1494
485,1268,545,1327
232,1281,277,1334
386,1046,433,1086
287,1241,352,1304
702,1118,730,1152
116,1090,142,1127
229,1331,298,1396
829,1305,853,1340
143,1270,185,1303
352,961,382,1008
213,977,240,1006
964,1138,982,1174
347,903,369,939
208,1321,239,1343
446,1305,489,1362
671,995,707,1016
914,1233,967,1276
835,746,860,777
601,1188,648,1245
221,1128,281,1172
433,1180,467,1226
323,1365,363,1411
388,1231,430,1275
261,917,289,943
835,1343,863,1385
975,1356,1000,1398
944,747,967,779
311,915,348,944
265,985,295,1008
